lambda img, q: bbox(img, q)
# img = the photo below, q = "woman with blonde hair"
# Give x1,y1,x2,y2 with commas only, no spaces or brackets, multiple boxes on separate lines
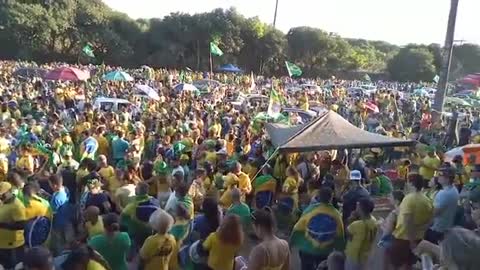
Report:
203,214,244,270
139,209,178,270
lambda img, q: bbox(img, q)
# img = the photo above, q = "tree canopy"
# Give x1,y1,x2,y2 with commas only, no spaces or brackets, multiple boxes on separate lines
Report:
0,0,479,81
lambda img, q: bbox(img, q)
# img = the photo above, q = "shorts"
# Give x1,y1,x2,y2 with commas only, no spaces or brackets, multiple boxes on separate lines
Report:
386,238,419,267
0,245,24,269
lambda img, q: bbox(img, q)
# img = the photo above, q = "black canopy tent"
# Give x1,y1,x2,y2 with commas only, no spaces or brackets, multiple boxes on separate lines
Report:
266,110,416,152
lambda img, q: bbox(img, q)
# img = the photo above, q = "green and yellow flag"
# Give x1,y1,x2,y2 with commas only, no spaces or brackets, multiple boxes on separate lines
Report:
285,61,302,77
267,88,283,117
290,203,345,255
82,43,95,58
210,42,223,56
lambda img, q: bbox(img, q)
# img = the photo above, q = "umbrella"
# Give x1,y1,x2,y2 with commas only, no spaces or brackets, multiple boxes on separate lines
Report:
44,67,90,81
135,84,160,101
174,83,199,92
445,97,471,107
364,102,379,113
444,144,480,163
413,88,428,96
13,67,47,79
218,64,242,73
103,70,134,81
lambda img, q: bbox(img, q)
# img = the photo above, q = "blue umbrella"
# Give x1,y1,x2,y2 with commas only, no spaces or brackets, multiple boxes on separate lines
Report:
218,64,242,73
103,70,134,81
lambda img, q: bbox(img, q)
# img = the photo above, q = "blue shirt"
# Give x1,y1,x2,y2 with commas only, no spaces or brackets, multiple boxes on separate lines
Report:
432,185,459,232
112,138,129,160
50,187,71,229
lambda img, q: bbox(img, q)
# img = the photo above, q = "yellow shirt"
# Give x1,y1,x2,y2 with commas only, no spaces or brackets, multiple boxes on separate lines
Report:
99,166,118,192
140,233,178,270
0,198,27,248
393,192,433,240
205,151,217,165
0,137,10,155
419,155,441,181
203,232,242,270
237,172,252,194
283,176,299,194
345,217,378,263
25,197,50,220
86,217,105,239
95,135,110,157
397,165,409,181
16,155,34,174
87,260,107,270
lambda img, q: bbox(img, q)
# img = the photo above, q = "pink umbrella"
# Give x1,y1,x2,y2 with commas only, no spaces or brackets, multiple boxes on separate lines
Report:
44,67,90,81
364,102,379,113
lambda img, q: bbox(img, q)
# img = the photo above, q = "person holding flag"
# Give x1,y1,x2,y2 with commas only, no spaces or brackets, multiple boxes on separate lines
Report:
290,187,345,270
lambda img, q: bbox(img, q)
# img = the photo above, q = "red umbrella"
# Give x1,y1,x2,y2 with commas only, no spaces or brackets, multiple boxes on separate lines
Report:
44,67,90,81
364,102,379,113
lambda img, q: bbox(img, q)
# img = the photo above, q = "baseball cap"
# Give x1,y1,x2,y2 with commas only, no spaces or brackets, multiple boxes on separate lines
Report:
350,170,362,181
0,181,12,196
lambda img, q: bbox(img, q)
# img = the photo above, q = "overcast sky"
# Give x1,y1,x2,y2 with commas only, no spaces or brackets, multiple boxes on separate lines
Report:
103,0,479,45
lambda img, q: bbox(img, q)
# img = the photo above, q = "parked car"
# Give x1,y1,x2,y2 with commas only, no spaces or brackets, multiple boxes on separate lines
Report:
93,97,134,112
231,94,269,111
281,107,318,123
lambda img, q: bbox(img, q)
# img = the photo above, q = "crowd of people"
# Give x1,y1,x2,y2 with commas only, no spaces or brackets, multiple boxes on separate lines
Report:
0,60,480,270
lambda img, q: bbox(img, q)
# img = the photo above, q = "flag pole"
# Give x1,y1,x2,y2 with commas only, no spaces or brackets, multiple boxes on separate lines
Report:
209,50,213,78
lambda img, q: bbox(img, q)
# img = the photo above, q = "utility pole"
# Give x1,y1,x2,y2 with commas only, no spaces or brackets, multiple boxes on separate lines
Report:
433,0,459,112
273,0,279,27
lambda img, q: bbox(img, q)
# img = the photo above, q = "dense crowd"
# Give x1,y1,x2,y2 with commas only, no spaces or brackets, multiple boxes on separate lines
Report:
0,60,480,270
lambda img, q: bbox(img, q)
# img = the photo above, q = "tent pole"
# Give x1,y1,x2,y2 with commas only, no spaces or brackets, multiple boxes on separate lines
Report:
251,147,279,182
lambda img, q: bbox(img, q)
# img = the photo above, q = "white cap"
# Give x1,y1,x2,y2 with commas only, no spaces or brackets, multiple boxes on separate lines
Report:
350,170,362,181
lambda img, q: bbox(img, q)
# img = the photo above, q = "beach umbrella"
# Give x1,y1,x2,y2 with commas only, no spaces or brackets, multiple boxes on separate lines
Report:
174,83,199,92
364,102,379,113
103,70,134,81
218,64,242,73
44,67,90,81
413,88,428,96
135,84,160,101
13,67,48,79
444,144,480,163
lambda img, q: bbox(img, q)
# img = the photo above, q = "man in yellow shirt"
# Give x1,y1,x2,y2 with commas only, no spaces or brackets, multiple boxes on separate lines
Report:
387,174,433,269
345,198,377,269
0,182,27,269
419,148,441,182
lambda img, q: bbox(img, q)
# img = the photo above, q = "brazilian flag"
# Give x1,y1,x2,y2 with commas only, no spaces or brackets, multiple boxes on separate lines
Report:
253,174,277,209
169,219,191,245
120,195,156,237
290,203,345,255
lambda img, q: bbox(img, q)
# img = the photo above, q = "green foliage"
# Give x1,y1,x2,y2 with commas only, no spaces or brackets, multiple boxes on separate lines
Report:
0,1,479,79
387,46,437,82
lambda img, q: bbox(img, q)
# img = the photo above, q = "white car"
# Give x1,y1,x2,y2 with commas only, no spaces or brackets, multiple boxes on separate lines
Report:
231,94,269,111
93,97,133,112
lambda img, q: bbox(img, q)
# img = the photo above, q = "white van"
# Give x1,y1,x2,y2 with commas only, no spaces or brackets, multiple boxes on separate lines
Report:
93,97,132,112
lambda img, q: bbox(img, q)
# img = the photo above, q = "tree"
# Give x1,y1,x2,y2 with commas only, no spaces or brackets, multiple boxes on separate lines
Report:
451,43,480,77
388,46,437,82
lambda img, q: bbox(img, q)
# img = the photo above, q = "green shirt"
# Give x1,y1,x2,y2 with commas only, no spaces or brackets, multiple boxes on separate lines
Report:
227,202,251,225
88,232,131,270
